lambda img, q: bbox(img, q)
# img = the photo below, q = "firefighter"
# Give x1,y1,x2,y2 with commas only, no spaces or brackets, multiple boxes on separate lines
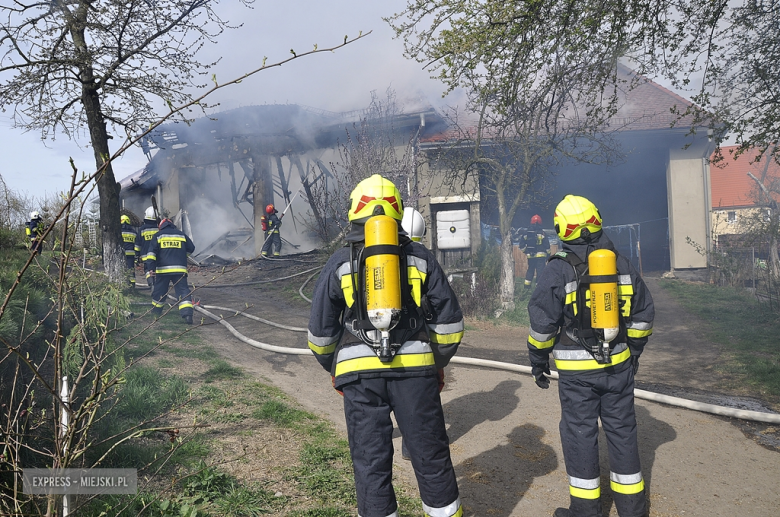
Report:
121,214,139,287
136,206,160,287
526,195,654,517
521,214,550,288
308,174,464,517
147,218,196,324
26,211,45,255
260,204,283,257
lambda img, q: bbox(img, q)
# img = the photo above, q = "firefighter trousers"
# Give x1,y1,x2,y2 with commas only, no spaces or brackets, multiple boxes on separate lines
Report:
151,273,193,318
558,366,646,517
524,257,546,286
125,255,136,286
261,230,281,256
341,375,461,517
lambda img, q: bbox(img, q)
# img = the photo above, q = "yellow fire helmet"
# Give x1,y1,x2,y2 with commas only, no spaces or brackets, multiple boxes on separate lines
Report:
120,214,131,225
348,174,404,222
554,195,603,241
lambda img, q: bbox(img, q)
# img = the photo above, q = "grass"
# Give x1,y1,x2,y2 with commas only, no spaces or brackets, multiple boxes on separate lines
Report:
73,299,428,517
659,278,780,399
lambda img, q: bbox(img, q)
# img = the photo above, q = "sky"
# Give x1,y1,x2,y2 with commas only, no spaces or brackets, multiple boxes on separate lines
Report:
0,1,699,200
0,1,459,199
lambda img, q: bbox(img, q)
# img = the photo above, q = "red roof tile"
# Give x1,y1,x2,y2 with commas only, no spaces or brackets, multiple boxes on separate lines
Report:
710,146,780,209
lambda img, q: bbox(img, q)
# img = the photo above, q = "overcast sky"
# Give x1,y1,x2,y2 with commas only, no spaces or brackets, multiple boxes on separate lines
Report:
0,1,694,201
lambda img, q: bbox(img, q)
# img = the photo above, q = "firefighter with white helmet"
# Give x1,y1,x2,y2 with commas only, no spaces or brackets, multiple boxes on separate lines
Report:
308,174,464,517
526,195,654,517
136,206,160,286
121,214,139,287
26,211,45,255
260,203,284,257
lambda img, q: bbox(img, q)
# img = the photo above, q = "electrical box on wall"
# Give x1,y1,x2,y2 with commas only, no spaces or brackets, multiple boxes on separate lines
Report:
436,209,471,250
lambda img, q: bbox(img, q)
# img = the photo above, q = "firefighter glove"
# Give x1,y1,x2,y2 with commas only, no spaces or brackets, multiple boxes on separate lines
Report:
147,272,155,287
532,364,551,389
631,355,639,375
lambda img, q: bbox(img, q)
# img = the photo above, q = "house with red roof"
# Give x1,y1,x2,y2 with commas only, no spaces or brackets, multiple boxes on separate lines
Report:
709,146,780,248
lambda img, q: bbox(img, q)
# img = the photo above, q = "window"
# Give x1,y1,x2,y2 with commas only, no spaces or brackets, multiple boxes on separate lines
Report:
727,211,737,224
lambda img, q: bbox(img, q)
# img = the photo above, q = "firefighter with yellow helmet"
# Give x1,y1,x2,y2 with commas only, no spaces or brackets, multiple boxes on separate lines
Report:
121,214,139,287
526,195,654,517
308,174,464,517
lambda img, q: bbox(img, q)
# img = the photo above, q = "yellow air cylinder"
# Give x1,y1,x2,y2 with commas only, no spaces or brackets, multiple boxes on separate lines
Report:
588,249,619,342
364,215,402,331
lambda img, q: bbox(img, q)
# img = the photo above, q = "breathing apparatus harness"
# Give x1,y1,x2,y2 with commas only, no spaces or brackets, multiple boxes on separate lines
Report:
549,249,625,365
346,216,432,363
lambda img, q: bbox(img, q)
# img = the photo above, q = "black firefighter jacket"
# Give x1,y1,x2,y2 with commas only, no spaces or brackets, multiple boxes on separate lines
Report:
136,219,159,272
308,230,464,389
147,220,195,275
527,231,654,375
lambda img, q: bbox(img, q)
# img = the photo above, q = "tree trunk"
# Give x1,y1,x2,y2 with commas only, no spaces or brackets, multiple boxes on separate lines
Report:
83,88,123,283
69,15,125,284
499,230,516,311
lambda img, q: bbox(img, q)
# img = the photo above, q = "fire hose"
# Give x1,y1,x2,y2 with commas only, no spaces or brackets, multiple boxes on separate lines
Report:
187,270,780,425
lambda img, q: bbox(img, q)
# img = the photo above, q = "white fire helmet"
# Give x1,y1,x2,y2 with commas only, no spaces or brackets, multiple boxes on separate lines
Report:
144,206,156,220
401,207,426,242
30,211,40,220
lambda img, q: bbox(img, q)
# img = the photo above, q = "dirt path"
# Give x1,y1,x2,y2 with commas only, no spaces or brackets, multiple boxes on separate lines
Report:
180,259,780,517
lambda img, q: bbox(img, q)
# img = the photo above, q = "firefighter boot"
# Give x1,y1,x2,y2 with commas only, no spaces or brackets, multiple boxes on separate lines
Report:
151,307,162,319
184,315,193,325
553,509,571,517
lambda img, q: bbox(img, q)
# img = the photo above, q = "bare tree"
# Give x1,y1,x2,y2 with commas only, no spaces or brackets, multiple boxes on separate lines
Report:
306,88,423,242
0,0,252,283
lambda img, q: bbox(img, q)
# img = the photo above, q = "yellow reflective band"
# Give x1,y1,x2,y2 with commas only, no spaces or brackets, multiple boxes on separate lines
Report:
570,485,600,500
178,302,193,309
610,478,644,495
308,341,337,355
156,267,188,274
529,337,555,350
407,265,427,306
341,272,357,308
555,347,631,371
528,335,555,350
335,352,435,377
627,328,652,338
152,300,165,308
429,331,463,345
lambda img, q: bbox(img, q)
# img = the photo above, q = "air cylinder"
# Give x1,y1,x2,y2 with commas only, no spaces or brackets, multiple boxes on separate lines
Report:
364,215,402,331
588,249,619,342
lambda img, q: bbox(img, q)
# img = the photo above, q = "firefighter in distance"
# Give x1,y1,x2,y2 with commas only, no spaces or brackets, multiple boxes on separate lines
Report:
136,206,160,286
26,211,45,255
308,174,464,517
521,214,550,288
147,218,196,324
527,195,654,517
121,214,140,287
260,203,283,257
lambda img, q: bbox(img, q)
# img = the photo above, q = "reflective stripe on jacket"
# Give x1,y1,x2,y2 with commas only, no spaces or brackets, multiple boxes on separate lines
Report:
121,223,139,257
147,221,195,275
308,238,464,388
136,220,159,272
527,233,654,374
